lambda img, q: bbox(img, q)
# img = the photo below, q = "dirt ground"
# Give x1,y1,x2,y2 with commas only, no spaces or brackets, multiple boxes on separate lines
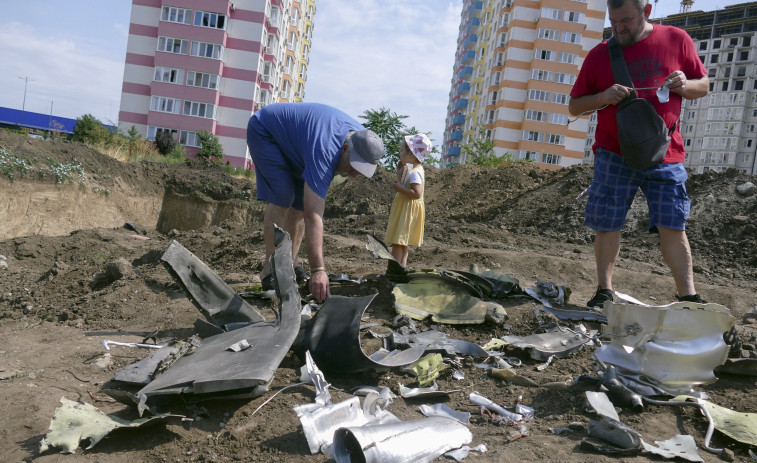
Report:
1,129,756,462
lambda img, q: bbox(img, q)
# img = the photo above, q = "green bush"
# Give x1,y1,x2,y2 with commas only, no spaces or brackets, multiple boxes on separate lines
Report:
196,130,224,162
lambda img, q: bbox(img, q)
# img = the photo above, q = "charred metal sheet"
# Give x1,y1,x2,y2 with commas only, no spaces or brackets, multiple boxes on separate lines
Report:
332,416,472,463
294,294,425,374
596,301,733,396
113,345,181,385
392,329,489,357
161,240,265,327
136,227,301,406
525,279,571,308
715,358,757,377
502,328,592,361
539,306,607,323
587,416,642,451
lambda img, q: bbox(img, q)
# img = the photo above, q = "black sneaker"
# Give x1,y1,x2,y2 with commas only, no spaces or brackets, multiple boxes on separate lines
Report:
294,266,310,284
261,274,274,291
587,288,614,308
676,293,707,304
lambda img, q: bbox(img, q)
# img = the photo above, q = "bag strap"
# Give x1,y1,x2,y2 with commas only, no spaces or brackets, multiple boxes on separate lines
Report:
608,37,637,99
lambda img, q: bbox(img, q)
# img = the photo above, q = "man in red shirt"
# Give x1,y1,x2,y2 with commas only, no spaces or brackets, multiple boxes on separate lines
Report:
569,0,709,308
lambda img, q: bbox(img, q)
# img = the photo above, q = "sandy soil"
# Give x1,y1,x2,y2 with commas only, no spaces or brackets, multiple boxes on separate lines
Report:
1,130,756,462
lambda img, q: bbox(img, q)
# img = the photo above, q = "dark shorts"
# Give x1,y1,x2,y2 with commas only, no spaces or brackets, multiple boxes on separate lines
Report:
585,148,690,232
247,117,304,210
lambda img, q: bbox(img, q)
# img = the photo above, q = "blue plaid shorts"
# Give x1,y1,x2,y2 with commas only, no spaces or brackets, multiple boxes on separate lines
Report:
585,148,690,232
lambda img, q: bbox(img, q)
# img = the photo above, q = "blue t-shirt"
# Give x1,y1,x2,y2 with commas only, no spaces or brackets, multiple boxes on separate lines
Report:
253,103,365,198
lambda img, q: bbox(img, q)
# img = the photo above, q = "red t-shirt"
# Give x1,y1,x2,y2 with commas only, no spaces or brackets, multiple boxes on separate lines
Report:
570,24,706,163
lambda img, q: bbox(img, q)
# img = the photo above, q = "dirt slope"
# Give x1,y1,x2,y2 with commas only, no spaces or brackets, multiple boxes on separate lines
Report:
1,130,756,463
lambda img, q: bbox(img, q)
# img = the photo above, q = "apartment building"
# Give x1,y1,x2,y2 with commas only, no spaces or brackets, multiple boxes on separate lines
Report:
118,0,315,168
582,1,757,174
442,0,607,169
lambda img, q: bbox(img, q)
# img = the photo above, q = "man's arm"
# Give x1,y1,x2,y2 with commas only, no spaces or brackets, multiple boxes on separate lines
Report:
302,183,329,302
568,84,632,116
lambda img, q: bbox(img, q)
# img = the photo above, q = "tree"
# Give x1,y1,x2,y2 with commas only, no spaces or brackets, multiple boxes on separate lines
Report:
463,128,513,167
196,130,224,161
359,107,437,172
126,126,141,158
154,129,176,155
72,114,112,145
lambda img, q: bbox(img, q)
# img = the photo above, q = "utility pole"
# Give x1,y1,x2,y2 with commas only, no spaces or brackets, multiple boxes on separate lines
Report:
18,76,34,128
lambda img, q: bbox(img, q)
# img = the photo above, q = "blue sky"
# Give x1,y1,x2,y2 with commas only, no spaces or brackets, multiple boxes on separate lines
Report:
0,0,729,147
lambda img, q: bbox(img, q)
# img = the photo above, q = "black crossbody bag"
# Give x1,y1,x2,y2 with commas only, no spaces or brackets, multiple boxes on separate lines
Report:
608,37,678,170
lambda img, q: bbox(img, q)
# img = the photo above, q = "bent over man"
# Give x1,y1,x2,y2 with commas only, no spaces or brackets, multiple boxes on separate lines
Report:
568,0,709,308
247,103,384,302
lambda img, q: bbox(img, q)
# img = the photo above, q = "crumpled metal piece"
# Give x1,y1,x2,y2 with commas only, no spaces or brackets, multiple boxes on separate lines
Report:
525,279,571,308
419,403,471,424
408,353,449,387
596,300,733,396
392,329,489,357
502,326,592,361
672,395,757,446
293,294,425,374
585,391,620,421
393,278,507,325
642,435,703,462
539,306,608,323
39,397,181,454
299,350,331,406
587,416,642,451
469,391,522,423
332,416,473,463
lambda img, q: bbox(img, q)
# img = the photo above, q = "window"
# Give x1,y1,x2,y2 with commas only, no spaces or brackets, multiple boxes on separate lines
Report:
157,36,188,55
537,28,559,40
522,130,543,142
489,90,498,105
713,39,721,48
150,96,181,114
744,36,751,46
161,6,191,24
147,126,177,141
532,69,552,81
183,101,216,119
545,133,564,145
737,66,746,77
735,80,744,91
561,31,581,43
708,68,717,78
194,11,226,29
739,51,749,61
191,41,222,59
486,109,497,124
699,41,707,50
552,93,569,104
495,52,505,66
554,72,575,84
542,7,562,20
525,109,547,122
565,11,584,22
154,66,184,84
180,130,201,147
721,81,728,91
558,52,578,64
187,71,220,89
726,52,733,62
549,113,569,125
542,153,562,165
522,150,539,161
535,49,554,61
528,89,550,102
710,55,718,63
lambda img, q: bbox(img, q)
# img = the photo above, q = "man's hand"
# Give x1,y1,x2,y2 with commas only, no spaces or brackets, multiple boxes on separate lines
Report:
309,270,330,302
664,70,688,96
603,84,632,105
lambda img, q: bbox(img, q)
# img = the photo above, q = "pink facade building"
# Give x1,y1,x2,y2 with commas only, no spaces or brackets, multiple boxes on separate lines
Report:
118,0,315,167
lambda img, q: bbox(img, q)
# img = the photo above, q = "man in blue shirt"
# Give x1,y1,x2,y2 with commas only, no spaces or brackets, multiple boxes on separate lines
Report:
247,103,384,302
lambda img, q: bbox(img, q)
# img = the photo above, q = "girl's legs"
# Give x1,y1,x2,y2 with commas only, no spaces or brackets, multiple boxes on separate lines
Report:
391,244,408,266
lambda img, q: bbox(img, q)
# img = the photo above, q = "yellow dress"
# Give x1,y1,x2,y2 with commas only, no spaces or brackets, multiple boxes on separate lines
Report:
386,164,425,247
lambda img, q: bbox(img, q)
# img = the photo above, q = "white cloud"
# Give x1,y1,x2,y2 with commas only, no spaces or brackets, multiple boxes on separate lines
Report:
0,22,125,123
305,0,462,146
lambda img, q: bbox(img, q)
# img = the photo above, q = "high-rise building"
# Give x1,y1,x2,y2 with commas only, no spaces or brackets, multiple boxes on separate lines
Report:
118,0,315,168
442,0,607,169
583,2,757,174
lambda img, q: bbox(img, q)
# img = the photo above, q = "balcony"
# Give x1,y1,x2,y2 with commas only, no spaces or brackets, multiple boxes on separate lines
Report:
466,17,480,35
459,66,473,81
461,49,475,65
448,146,462,156
452,114,466,125
463,33,478,50
468,1,483,18
450,130,463,141
457,82,471,96
454,99,468,111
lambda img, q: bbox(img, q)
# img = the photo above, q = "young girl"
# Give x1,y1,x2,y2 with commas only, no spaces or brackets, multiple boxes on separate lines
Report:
385,133,431,267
